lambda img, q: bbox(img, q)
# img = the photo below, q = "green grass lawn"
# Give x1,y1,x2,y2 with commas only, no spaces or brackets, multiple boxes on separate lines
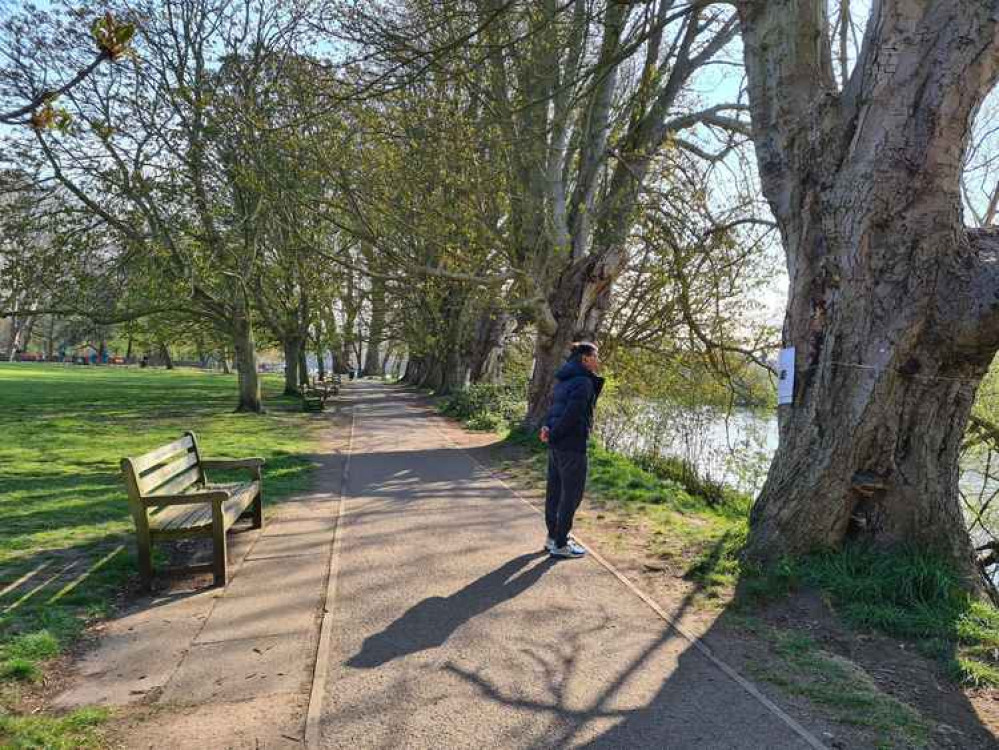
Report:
0,363,325,747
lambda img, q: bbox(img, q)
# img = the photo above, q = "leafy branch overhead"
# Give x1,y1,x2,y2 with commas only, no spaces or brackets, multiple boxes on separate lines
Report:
91,13,136,62
1,13,136,128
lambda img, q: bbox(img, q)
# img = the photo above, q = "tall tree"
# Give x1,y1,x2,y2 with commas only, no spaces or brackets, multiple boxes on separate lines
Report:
737,0,999,575
333,1,746,402
468,0,746,424
7,0,327,411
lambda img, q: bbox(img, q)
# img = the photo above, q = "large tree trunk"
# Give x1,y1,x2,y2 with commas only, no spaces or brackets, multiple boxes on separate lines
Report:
45,316,56,360
417,356,444,391
402,355,422,385
437,348,470,396
232,304,262,413
316,338,326,380
5,318,18,360
282,337,301,396
364,277,386,376
19,315,36,354
526,257,615,425
738,0,999,576
160,342,174,370
298,347,309,387
469,309,513,384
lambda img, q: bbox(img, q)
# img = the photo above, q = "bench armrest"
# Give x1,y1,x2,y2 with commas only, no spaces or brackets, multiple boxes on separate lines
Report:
144,490,229,507
201,458,265,470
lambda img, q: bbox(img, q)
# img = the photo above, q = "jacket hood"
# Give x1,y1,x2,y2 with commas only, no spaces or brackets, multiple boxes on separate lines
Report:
555,358,593,382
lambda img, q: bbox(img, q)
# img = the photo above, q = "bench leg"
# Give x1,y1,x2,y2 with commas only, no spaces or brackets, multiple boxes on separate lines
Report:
252,489,263,530
212,520,228,587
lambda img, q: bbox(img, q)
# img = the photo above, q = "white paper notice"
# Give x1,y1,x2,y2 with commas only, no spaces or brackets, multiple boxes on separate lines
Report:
777,347,795,406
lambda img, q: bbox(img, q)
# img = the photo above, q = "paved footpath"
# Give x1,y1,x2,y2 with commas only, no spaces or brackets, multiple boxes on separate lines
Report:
317,383,820,750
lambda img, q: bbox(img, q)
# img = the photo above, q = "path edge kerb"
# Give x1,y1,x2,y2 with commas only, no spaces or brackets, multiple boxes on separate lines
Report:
428,414,830,750
305,405,355,750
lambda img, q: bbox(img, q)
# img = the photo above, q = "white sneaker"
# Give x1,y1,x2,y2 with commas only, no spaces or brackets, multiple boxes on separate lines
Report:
544,537,556,553
550,539,586,559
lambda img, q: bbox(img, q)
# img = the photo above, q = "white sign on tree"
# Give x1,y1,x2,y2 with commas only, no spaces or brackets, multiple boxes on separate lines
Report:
777,347,795,406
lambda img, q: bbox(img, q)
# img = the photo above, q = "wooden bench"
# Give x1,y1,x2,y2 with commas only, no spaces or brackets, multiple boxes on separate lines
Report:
300,375,341,411
300,382,327,412
121,432,264,589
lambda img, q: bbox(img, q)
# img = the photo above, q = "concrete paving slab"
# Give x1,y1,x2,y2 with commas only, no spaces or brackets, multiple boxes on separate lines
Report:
160,632,314,705
224,554,329,599
264,516,337,535
194,581,321,644
117,693,307,750
53,592,215,709
247,528,335,560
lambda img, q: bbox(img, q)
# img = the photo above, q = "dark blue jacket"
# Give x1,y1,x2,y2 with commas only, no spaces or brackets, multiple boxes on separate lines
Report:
545,359,605,453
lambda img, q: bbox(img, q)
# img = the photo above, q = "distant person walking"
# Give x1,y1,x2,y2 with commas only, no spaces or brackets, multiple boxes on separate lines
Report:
540,342,604,559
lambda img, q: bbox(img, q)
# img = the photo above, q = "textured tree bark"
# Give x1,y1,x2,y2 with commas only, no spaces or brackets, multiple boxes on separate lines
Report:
232,301,262,413
5,319,17,361
417,356,444,391
738,0,999,576
526,258,614,426
45,316,56,360
364,277,386,376
402,355,421,385
20,315,36,354
316,337,326,380
282,337,302,396
437,347,470,396
469,308,513,384
298,348,308,387
6,313,30,360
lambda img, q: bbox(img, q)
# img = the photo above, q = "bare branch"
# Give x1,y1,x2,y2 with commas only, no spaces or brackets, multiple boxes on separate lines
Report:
0,52,109,125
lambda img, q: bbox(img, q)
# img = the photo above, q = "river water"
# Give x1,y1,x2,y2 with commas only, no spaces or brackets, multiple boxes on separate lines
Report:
597,402,998,547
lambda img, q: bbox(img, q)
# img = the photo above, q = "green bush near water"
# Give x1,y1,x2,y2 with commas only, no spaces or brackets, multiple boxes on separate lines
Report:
439,384,526,431
632,452,732,508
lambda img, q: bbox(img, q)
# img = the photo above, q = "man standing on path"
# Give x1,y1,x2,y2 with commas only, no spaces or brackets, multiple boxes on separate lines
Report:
539,342,604,559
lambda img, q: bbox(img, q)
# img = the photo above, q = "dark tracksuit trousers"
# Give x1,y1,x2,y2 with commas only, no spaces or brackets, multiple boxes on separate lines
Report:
545,448,588,548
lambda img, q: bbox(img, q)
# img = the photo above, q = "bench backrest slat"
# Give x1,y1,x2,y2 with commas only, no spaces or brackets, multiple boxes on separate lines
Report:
131,435,195,475
137,451,200,496
148,465,202,500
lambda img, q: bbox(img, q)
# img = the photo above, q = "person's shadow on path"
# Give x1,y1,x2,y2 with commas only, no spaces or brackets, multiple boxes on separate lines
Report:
347,552,555,669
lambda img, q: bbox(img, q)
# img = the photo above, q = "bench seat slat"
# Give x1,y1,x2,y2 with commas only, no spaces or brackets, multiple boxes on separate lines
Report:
150,503,211,531
148,482,258,534
138,452,199,495
131,436,195,475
